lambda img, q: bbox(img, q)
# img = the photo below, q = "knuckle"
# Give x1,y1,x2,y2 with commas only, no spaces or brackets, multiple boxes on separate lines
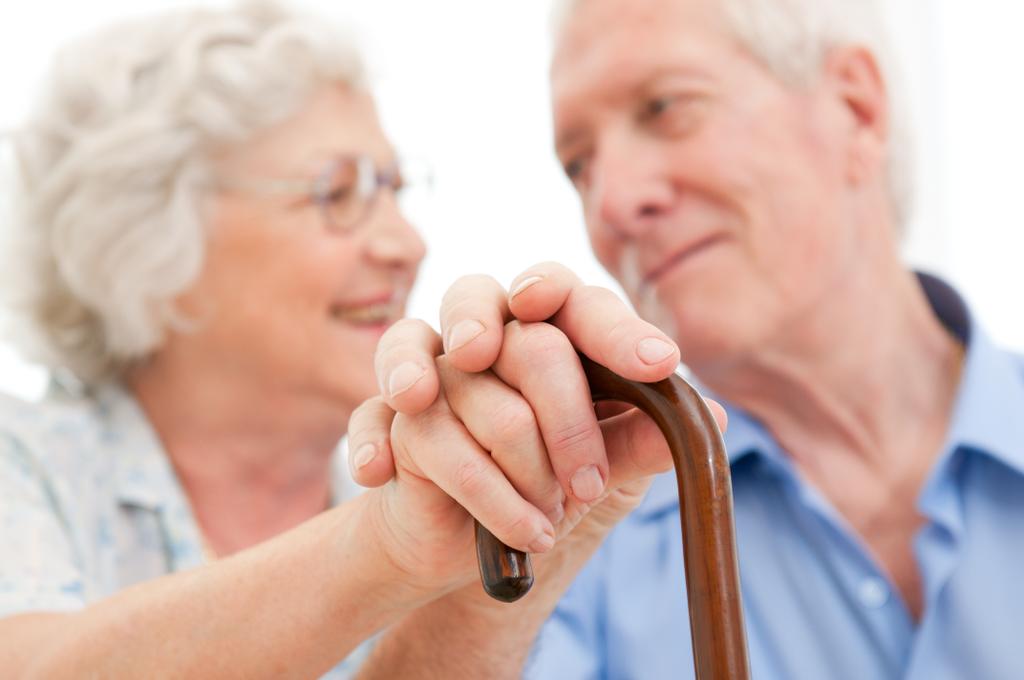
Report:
572,284,621,312
390,399,450,450
510,322,571,359
452,457,493,498
434,357,474,398
523,481,566,518
488,399,539,445
414,398,454,436
491,508,538,546
547,417,599,456
605,315,637,348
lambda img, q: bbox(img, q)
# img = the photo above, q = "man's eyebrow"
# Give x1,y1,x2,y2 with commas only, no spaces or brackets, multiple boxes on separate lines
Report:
555,128,586,156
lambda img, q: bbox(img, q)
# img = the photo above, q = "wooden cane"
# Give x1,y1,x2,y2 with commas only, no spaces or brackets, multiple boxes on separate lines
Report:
474,354,751,680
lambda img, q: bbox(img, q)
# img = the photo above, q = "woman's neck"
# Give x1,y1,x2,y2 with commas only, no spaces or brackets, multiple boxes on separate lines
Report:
127,354,349,556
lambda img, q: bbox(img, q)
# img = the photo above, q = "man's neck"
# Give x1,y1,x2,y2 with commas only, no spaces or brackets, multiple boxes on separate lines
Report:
699,258,964,491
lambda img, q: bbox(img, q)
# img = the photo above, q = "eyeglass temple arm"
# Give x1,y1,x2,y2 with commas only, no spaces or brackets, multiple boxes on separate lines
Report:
474,354,751,680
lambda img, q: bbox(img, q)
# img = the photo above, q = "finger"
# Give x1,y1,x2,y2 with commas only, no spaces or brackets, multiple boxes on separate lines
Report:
601,409,675,487
436,356,565,525
507,261,583,321
705,398,728,433
347,396,398,487
392,403,556,554
374,318,443,414
600,397,729,490
509,263,680,383
440,274,511,373
493,321,609,504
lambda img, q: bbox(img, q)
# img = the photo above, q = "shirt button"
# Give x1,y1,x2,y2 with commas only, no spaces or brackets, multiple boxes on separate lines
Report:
857,578,890,608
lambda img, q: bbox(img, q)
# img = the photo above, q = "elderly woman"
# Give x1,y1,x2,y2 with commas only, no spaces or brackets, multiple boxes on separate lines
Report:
0,3,678,677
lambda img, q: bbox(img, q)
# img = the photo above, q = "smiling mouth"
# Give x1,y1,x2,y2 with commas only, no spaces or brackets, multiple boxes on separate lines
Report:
329,299,405,326
642,234,727,287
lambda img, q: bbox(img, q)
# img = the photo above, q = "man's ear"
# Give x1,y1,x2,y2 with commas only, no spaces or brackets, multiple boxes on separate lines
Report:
824,45,890,185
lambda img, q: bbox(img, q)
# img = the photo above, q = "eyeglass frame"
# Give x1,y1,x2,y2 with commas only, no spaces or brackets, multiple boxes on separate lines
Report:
214,154,431,234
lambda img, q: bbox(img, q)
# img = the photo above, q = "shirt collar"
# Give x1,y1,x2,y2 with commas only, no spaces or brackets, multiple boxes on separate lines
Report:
87,383,186,512
95,384,208,569
927,276,1024,478
636,272,1024,518
636,393,774,518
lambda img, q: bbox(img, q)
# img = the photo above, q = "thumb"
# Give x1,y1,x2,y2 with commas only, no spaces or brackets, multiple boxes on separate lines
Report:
601,398,728,491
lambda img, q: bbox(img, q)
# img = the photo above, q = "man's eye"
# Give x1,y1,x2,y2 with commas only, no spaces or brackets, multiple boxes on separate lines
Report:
563,159,581,179
640,94,704,135
563,157,588,183
646,96,674,118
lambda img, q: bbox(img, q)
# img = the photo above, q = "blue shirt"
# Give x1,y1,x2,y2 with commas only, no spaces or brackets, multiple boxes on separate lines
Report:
527,275,1024,680
0,383,371,678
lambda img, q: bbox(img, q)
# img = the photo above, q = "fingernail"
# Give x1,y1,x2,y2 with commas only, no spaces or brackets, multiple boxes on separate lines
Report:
509,275,544,300
388,361,426,397
548,503,565,526
570,465,605,502
530,531,556,553
636,337,677,365
445,319,486,353
352,443,378,470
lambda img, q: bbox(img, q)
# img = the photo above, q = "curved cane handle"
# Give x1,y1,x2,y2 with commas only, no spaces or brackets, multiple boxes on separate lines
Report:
474,354,750,680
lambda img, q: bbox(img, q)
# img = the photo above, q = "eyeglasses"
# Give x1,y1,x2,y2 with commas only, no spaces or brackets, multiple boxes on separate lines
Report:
216,155,432,234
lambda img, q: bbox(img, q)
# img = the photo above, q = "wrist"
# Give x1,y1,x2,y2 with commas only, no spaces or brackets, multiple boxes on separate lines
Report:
359,582,542,680
348,487,473,609
321,492,436,624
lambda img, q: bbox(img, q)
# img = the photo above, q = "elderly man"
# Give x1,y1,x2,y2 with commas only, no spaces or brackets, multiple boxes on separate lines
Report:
350,0,1024,678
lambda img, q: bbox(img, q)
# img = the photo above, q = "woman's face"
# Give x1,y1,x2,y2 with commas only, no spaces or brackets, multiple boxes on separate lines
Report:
171,84,425,411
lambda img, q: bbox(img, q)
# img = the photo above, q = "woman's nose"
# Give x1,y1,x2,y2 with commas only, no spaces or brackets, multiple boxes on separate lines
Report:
363,192,427,267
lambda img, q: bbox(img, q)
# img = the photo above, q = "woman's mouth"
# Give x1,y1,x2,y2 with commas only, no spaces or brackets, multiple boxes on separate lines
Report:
329,297,406,327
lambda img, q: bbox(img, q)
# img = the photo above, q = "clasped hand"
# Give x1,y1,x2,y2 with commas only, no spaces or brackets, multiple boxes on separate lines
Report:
347,262,726,597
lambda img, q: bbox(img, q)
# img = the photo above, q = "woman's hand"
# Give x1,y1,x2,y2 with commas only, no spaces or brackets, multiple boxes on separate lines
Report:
348,262,726,598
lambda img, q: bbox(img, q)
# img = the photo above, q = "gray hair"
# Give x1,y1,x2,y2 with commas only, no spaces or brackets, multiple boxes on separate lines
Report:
2,1,366,385
551,0,914,233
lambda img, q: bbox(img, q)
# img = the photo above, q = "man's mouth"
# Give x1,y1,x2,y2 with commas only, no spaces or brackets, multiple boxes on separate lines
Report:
642,233,728,287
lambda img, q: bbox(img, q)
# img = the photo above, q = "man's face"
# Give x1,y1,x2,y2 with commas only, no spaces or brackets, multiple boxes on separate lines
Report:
551,0,884,372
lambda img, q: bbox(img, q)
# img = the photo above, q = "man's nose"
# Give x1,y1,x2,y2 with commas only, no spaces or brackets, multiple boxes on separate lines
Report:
587,137,674,240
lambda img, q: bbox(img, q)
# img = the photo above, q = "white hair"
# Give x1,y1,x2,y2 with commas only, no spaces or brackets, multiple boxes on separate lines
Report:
3,1,366,386
551,0,914,233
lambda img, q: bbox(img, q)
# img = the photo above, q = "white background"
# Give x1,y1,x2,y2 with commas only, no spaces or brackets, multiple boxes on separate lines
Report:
1,1,1023,400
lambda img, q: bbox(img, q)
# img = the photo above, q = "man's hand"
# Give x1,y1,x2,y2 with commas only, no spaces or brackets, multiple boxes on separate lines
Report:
348,262,725,596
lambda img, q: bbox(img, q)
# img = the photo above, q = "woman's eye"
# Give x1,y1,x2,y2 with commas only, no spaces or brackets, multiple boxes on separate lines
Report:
324,184,355,203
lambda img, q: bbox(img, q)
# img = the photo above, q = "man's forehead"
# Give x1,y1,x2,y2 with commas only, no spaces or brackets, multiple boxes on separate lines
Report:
551,0,730,85
553,0,726,49
550,0,729,115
